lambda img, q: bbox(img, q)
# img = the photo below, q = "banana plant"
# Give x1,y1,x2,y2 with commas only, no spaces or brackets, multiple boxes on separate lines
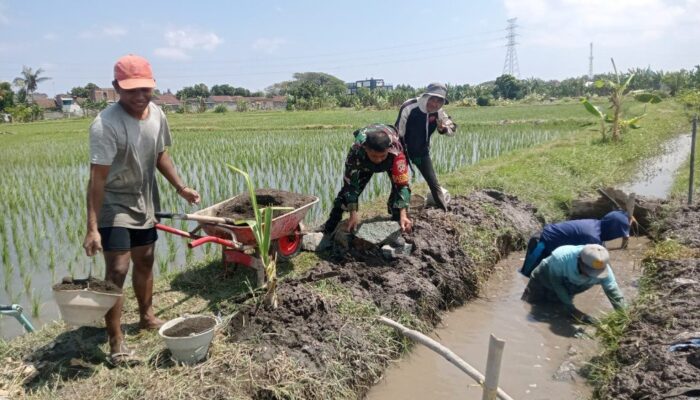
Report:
582,58,662,141
226,164,291,309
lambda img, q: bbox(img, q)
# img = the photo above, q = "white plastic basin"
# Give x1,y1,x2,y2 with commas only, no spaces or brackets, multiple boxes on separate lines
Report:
53,288,122,327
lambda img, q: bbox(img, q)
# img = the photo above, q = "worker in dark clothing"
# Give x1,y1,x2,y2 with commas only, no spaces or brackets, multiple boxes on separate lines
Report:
322,124,412,234
522,244,626,324
520,210,632,277
395,82,457,211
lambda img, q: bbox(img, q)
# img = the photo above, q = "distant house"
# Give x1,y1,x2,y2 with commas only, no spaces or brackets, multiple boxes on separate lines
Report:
346,78,393,94
207,95,243,111
33,97,58,111
153,92,181,112
247,96,287,110
90,88,119,103
54,94,82,115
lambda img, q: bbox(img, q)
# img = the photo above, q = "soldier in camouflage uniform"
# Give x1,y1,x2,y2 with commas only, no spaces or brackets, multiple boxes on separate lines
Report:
322,124,413,234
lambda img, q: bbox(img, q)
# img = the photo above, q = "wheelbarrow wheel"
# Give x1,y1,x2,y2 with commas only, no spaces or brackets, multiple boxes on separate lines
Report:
273,227,302,262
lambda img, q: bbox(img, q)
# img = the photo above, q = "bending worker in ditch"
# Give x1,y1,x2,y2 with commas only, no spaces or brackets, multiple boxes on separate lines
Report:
520,210,632,277
395,82,457,211
82,54,200,365
322,124,412,234
521,244,626,324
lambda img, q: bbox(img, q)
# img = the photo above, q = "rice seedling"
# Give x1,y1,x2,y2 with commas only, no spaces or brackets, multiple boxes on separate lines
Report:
31,289,41,318
22,274,32,296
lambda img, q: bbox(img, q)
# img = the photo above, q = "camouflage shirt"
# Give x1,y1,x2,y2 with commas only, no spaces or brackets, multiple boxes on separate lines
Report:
341,124,411,211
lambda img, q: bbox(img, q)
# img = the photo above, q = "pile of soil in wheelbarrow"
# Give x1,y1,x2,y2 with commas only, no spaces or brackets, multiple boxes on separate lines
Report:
162,316,217,337
596,205,700,400
215,189,317,221
52,277,121,294
225,190,541,397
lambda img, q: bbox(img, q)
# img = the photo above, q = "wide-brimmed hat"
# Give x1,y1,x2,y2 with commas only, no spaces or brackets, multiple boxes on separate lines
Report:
422,82,449,104
579,244,610,278
114,54,156,90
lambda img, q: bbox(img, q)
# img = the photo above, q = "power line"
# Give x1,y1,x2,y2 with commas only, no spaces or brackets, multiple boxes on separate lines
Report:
503,18,520,77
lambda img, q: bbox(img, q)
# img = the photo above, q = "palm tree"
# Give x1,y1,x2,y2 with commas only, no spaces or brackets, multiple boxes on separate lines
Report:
13,66,51,104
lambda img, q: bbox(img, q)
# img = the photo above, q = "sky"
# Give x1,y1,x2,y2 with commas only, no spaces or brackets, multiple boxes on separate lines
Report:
1,0,699,96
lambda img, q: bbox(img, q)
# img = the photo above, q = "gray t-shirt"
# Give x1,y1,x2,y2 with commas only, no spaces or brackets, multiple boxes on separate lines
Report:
89,102,172,229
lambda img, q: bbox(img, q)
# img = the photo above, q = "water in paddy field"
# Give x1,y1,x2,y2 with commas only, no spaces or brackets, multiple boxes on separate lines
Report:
367,133,693,400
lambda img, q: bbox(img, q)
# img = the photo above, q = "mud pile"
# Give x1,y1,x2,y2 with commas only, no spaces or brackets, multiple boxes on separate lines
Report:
227,190,540,398
215,189,316,221
661,204,700,248
600,206,700,400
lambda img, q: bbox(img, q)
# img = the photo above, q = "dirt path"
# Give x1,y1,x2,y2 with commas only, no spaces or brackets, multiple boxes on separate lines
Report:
367,237,648,400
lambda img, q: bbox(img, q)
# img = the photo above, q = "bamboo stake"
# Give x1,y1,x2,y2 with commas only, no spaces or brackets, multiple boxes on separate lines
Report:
482,334,506,400
378,316,514,400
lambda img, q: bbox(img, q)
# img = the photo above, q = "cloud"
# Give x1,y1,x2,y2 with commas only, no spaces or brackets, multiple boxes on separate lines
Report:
0,1,8,25
154,28,223,60
102,25,127,37
164,28,223,50
154,47,190,60
252,37,286,54
79,24,128,39
503,0,697,48
43,33,57,41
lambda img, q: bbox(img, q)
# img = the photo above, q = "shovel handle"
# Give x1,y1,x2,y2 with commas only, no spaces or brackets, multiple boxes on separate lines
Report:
156,211,236,226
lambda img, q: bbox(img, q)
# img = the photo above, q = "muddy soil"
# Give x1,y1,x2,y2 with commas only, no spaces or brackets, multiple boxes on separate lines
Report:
226,190,540,398
600,206,700,400
162,316,216,337
215,189,316,221
661,204,700,248
52,277,121,294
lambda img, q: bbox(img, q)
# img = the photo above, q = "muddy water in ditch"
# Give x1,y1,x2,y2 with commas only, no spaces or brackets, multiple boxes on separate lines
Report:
368,134,692,400
368,238,645,400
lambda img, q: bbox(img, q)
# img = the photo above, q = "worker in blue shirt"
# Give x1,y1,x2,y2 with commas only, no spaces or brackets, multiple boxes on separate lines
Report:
520,210,631,277
521,244,626,324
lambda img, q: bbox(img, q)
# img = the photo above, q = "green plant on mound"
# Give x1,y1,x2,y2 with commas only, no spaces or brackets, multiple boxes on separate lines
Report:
213,104,228,113
581,58,661,141
226,165,291,309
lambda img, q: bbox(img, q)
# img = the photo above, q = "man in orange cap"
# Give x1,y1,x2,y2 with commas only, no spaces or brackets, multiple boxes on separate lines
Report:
82,54,200,364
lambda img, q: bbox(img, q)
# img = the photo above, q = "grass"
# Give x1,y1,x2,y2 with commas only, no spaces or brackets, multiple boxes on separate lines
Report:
0,99,690,398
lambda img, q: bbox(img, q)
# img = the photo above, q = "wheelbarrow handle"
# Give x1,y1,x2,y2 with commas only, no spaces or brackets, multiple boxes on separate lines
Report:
156,211,237,226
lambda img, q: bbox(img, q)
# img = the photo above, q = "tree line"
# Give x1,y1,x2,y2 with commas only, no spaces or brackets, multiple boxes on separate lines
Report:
2,64,700,121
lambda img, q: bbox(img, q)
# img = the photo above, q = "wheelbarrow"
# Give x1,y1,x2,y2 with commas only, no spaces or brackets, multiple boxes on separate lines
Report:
155,191,319,285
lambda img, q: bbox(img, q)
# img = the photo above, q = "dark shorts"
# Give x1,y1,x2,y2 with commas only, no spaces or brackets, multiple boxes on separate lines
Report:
98,227,158,251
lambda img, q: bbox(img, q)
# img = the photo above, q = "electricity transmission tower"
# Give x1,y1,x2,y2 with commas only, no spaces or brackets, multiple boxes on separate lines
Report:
503,18,520,77
588,42,594,80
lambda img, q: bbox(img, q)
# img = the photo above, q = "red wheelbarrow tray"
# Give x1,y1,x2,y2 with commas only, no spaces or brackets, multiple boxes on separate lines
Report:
155,191,319,251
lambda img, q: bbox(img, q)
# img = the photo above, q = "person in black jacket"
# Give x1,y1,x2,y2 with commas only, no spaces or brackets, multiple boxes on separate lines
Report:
395,82,457,211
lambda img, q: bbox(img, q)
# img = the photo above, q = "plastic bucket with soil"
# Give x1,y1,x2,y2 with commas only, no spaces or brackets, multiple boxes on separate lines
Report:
159,315,219,365
52,277,122,327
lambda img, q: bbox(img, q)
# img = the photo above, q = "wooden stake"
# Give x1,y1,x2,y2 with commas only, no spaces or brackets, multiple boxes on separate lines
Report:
482,334,506,400
378,316,514,400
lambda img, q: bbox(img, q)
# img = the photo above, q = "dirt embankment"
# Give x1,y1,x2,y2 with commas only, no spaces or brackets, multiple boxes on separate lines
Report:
226,190,540,398
598,205,700,400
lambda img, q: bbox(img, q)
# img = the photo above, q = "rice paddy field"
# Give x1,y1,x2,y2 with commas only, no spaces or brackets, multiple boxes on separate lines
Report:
0,102,594,336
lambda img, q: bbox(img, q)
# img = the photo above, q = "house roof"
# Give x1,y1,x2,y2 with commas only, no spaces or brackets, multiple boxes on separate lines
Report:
153,93,181,106
90,88,119,102
34,98,57,109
